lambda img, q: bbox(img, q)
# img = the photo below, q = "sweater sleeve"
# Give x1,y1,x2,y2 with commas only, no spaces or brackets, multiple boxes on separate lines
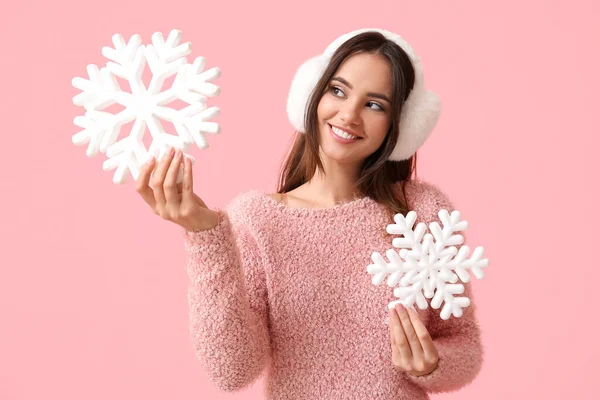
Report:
403,182,484,393
182,209,271,392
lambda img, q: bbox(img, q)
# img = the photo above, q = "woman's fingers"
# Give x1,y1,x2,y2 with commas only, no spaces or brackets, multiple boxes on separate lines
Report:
390,306,439,376
396,305,425,361
149,147,176,209
407,307,438,364
135,156,157,208
180,157,209,208
136,147,217,232
164,149,183,206
389,306,412,363
181,156,194,207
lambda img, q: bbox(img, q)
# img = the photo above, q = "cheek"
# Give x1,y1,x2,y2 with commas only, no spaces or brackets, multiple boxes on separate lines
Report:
367,116,392,140
317,96,335,121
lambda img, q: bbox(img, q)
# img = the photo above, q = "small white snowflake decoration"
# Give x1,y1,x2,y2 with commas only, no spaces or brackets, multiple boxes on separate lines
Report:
72,29,221,184
367,209,489,320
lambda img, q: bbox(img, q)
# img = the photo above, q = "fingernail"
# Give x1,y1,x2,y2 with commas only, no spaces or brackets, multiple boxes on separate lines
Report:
395,304,404,312
169,147,175,156
146,156,154,165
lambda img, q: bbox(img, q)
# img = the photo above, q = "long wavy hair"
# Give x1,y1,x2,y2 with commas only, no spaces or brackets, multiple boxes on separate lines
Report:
276,31,419,217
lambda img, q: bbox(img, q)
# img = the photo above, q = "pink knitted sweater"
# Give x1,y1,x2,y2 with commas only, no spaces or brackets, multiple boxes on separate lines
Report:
182,179,483,399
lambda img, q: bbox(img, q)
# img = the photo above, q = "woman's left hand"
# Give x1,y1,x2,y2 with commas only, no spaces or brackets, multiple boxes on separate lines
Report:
389,304,439,377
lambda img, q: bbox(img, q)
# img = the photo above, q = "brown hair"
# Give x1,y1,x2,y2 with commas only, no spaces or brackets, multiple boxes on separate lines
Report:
276,31,419,217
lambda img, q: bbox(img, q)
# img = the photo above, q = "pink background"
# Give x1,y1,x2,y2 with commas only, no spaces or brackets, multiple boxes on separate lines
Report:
1,0,598,399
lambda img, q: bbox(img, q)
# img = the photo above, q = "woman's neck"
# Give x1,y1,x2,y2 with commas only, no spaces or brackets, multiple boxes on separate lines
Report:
300,162,364,206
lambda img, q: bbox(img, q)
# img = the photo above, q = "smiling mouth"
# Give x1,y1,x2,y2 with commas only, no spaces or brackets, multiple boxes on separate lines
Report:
328,124,362,140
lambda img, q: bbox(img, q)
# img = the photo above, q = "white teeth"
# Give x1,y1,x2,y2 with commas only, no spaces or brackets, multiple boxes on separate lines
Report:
331,125,358,140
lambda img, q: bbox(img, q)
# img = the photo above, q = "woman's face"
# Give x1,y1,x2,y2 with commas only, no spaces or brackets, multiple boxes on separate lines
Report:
317,52,393,164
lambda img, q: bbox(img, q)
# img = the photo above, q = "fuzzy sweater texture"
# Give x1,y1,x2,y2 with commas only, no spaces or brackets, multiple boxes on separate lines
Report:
182,179,483,399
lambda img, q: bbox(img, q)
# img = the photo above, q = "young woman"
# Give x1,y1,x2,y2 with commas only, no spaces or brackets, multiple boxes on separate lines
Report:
136,29,483,399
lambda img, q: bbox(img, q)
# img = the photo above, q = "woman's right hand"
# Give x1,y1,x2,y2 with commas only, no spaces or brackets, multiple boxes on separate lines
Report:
136,146,220,232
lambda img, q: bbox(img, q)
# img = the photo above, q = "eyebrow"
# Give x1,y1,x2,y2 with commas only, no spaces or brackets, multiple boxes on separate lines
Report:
331,76,392,104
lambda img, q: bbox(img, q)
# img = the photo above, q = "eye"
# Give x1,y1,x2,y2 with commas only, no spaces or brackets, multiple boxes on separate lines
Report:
329,85,385,112
330,86,345,97
367,101,384,111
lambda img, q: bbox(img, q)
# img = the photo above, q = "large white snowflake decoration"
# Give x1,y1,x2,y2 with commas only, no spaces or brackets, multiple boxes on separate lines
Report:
71,29,221,184
367,209,489,321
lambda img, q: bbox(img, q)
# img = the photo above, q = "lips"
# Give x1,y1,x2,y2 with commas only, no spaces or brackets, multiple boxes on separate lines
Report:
328,123,362,138
328,124,362,144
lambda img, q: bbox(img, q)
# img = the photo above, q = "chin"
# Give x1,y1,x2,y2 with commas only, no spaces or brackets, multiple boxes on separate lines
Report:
319,144,359,164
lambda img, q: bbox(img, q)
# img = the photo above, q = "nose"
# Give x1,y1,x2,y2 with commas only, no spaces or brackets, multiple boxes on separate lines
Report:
338,99,362,126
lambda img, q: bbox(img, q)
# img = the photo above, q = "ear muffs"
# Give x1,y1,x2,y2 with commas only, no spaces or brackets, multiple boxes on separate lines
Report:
286,28,441,161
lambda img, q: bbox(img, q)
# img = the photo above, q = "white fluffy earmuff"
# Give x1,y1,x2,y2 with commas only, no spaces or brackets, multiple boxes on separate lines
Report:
286,28,441,161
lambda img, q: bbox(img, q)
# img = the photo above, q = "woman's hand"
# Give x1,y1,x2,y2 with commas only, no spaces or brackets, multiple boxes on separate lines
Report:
136,146,220,232
389,304,439,377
